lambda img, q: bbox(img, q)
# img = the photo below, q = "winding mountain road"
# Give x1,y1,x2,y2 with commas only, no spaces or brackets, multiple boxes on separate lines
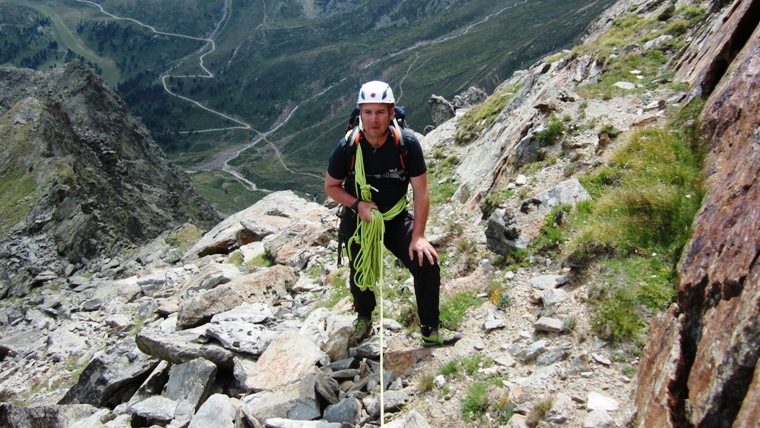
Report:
71,0,534,191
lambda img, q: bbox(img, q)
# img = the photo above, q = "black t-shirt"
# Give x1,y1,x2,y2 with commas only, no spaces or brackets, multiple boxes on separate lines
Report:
327,129,427,207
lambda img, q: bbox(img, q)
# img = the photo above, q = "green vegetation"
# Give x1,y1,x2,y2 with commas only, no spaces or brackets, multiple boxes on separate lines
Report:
227,250,244,266
165,223,203,253
574,5,708,99
190,170,266,217
1,0,617,209
455,86,517,145
428,153,461,205
534,115,566,146
438,354,494,380
482,186,515,218
246,253,275,268
439,291,481,330
434,355,515,423
520,97,706,344
528,396,555,425
462,382,491,421
0,170,36,236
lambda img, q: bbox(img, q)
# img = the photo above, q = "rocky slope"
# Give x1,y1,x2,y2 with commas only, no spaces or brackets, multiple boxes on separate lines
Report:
0,0,758,427
0,62,220,298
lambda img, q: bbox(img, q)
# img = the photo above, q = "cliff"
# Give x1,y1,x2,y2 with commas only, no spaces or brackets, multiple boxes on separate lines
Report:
634,1,760,426
0,62,220,298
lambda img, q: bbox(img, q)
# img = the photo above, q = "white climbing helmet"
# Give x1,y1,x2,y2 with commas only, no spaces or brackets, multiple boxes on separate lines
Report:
357,81,395,105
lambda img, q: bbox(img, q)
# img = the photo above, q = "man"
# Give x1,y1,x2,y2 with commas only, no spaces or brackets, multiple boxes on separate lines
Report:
324,80,461,347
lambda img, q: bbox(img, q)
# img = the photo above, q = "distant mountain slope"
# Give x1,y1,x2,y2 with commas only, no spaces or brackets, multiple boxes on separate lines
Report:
0,61,220,297
0,0,616,210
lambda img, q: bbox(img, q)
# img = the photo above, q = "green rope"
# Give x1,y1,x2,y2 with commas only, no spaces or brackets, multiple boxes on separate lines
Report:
347,141,407,291
347,139,406,427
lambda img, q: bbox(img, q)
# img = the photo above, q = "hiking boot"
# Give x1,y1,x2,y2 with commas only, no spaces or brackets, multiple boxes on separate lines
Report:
421,325,462,347
354,316,372,344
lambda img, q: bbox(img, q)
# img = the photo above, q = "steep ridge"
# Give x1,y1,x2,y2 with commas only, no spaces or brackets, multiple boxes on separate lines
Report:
0,62,219,298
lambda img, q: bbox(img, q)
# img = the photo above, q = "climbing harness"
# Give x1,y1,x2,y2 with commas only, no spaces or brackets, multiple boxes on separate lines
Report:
346,140,407,426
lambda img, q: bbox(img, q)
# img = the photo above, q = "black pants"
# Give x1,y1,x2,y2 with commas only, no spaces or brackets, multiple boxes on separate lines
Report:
340,209,440,328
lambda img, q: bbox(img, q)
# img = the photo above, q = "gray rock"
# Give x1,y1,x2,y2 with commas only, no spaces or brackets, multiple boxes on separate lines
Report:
242,371,321,421
166,358,217,412
583,409,615,428
245,330,328,392
127,395,178,424
136,272,167,297
484,318,506,332
262,419,343,428
546,393,576,423
59,338,159,408
512,339,548,362
428,94,455,127
0,403,108,428
530,178,592,209
536,347,569,366
177,264,295,329
587,392,619,412
384,409,431,428
179,263,241,298
453,86,487,109
529,275,565,290
183,191,326,261
540,288,570,307
485,208,524,256
534,317,565,333
263,219,331,267
323,397,360,424
187,393,237,428
136,322,235,368
300,309,354,362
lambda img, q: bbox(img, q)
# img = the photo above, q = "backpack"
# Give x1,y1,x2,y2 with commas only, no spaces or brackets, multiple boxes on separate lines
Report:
342,105,409,176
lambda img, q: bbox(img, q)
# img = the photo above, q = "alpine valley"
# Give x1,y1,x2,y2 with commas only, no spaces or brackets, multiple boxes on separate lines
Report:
0,0,616,214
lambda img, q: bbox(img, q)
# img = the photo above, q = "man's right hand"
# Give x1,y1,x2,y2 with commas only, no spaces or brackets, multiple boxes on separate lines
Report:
357,201,379,222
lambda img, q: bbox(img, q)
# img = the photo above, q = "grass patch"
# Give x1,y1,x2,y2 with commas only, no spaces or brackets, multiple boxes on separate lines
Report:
439,291,481,330
462,382,490,421
558,101,705,344
455,86,518,145
574,6,708,99
246,253,275,268
528,396,555,425
428,154,461,204
0,170,36,236
166,223,203,253
589,255,677,343
570,126,703,266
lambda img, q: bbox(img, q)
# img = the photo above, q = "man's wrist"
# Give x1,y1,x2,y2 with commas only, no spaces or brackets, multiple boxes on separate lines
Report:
351,199,361,211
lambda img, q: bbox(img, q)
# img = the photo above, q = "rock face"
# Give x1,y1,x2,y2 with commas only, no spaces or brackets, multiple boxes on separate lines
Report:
0,62,219,298
633,2,760,427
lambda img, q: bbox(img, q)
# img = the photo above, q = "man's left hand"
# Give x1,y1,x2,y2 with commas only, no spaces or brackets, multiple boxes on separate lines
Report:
409,236,438,267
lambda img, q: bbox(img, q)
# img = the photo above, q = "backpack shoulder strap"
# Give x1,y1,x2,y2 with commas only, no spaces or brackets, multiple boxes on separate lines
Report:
390,118,409,172
343,125,361,175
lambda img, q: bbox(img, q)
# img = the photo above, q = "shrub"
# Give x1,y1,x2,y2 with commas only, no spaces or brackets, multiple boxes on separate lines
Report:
462,382,490,421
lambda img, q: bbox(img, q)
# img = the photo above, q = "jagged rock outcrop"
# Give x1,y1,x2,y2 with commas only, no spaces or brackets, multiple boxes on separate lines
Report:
633,1,760,426
0,62,219,298
427,94,455,127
